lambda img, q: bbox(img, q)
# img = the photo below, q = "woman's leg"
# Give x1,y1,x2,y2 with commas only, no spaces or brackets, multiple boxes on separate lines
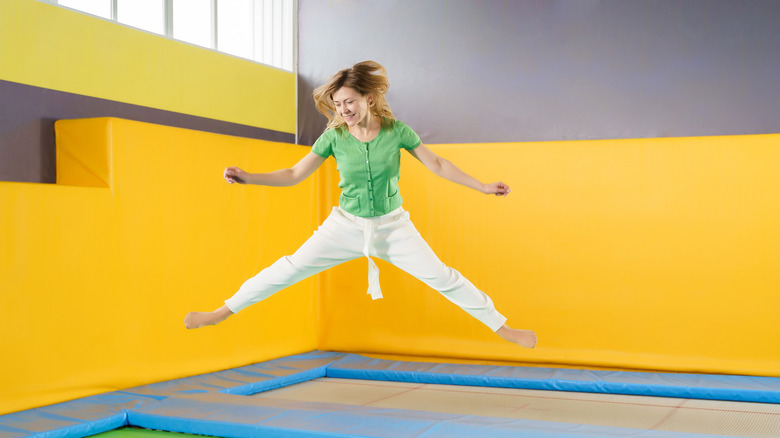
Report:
185,209,365,329
375,216,536,348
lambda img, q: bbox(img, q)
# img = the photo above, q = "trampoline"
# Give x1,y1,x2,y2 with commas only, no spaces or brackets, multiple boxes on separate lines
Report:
3,351,780,438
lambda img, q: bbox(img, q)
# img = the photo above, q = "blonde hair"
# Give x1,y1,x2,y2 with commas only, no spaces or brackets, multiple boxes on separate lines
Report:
312,60,395,131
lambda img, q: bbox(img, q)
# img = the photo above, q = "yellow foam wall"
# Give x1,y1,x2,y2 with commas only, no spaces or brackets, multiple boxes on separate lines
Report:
0,0,294,134
0,118,319,415
319,135,780,376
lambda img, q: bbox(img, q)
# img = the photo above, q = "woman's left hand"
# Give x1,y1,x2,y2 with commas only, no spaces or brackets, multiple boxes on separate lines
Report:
484,181,511,197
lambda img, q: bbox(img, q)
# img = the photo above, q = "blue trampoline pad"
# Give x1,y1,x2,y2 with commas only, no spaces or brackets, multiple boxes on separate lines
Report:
327,354,780,404
128,391,731,438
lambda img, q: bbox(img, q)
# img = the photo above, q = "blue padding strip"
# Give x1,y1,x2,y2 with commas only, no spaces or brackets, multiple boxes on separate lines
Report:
126,392,722,438
0,392,153,438
220,364,329,396
327,354,780,404
122,350,346,399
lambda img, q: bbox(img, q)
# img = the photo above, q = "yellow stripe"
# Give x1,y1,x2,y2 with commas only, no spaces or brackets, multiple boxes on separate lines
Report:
0,0,294,134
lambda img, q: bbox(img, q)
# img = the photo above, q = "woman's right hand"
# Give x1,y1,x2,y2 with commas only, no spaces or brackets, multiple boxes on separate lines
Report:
224,166,249,184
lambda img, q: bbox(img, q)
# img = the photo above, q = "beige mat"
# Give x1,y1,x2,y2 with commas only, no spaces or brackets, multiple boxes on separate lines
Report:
254,377,780,437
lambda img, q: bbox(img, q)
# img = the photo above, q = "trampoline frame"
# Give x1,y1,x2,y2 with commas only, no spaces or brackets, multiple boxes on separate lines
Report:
3,350,780,438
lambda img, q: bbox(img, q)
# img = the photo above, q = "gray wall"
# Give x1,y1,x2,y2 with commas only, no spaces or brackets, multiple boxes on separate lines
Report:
297,0,780,146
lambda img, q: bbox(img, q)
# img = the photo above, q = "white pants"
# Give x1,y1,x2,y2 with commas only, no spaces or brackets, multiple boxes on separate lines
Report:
224,207,508,331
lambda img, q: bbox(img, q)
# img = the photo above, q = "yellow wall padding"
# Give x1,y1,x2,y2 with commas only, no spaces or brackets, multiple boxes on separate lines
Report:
0,118,319,415
4,119,780,416
0,0,294,134
319,135,780,377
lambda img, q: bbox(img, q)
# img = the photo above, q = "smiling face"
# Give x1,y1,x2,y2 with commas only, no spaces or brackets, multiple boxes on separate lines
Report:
332,86,372,128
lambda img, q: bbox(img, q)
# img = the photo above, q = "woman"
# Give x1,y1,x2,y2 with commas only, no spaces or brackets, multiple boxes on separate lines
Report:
185,61,537,349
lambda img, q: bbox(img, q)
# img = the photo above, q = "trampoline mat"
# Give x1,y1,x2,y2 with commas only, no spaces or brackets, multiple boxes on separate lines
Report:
253,377,780,437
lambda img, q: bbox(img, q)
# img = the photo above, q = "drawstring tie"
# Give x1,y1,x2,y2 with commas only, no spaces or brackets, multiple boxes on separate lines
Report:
363,219,382,300
338,205,406,300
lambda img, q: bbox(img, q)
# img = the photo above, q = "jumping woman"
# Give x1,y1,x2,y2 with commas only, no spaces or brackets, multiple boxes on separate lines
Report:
184,61,537,349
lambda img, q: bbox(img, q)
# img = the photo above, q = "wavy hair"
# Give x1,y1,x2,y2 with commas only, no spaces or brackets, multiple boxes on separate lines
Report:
312,61,395,131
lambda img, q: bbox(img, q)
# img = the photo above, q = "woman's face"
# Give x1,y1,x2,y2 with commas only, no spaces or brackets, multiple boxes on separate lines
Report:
332,87,371,128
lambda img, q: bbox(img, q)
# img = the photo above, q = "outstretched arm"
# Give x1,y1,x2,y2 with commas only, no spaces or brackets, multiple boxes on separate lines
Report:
407,144,510,196
224,152,326,187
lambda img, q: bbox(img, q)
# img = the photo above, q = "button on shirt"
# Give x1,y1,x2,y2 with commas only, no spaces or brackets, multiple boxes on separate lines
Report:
312,120,422,218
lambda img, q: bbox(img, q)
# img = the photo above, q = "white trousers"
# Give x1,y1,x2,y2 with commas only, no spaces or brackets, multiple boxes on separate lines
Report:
224,206,508,331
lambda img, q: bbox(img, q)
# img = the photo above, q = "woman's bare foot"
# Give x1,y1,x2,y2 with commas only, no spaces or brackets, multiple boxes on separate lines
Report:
496,325,537,348
184,306,233,329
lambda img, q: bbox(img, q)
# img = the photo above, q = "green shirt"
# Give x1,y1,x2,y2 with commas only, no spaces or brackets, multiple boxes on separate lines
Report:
312,120,422,218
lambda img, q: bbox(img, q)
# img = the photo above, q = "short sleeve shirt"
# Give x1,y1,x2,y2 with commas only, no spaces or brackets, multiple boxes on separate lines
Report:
312,120,422,218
